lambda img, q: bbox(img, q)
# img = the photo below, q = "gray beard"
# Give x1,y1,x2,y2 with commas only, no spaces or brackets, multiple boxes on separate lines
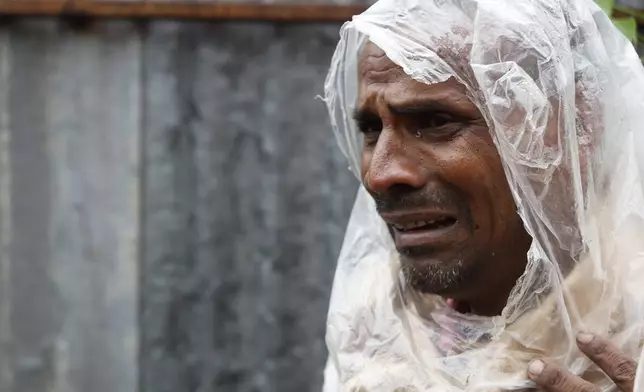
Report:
401,258,472,295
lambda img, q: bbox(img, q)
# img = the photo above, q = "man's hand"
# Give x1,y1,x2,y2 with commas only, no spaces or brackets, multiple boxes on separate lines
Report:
527,333,637,392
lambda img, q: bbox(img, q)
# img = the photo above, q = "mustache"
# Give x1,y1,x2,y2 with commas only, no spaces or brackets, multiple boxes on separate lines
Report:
371,186,463,214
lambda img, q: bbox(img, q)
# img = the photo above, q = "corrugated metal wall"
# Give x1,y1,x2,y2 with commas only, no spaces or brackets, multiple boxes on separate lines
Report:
0,13,358,392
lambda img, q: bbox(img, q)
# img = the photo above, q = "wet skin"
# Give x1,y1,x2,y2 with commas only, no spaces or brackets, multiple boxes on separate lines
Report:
354,41,637,392
355,41,532,316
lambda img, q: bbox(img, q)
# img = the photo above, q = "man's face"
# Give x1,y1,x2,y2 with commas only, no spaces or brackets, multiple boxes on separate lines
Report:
355,42,532,315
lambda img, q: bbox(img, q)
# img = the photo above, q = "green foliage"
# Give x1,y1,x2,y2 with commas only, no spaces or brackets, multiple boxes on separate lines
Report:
598,0,638,44
614,16,638,42
597,0,615,14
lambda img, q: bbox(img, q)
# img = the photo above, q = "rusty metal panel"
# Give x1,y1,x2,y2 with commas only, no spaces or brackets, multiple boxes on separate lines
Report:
140,21,356,392
0,20,141,392
98,0,372,4
0,1,371,22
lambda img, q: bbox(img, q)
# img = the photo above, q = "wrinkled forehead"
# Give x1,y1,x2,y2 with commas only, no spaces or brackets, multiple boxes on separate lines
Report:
352,31,481,118
356,41,470,108
357,41,417,93
356,40,467,82
358,42,404,84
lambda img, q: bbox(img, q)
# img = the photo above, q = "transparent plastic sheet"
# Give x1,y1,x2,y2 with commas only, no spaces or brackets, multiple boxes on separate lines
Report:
322,0,644,391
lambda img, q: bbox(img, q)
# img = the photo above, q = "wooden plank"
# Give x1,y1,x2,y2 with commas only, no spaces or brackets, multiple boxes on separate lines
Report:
4,19,141,392
0,2,366,22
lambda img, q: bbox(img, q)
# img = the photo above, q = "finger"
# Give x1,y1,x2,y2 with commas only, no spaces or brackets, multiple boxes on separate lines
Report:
528,358,599,392
577,333,637,392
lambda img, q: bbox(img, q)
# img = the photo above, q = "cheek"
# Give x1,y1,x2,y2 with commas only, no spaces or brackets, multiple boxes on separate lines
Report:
431,127,514,233
464,129,520,237
432,128,503,194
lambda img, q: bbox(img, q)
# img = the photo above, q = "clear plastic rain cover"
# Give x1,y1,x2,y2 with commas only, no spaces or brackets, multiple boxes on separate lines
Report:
322,0,644,391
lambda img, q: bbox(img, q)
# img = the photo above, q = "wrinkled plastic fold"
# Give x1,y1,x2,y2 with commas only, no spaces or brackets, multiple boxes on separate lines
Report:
323,0,644,391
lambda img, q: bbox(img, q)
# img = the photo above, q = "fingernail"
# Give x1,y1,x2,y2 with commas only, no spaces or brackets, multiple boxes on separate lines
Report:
528,359,544,376
577,332,595,344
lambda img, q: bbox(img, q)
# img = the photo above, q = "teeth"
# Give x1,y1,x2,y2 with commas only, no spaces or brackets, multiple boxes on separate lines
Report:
394,218,450,231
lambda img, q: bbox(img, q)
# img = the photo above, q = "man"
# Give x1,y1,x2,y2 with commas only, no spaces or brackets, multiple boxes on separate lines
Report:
354,41,532,317
323,0,644,391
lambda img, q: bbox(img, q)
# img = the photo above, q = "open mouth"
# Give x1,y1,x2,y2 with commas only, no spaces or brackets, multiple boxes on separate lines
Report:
385,213,463,249
392,217,457,232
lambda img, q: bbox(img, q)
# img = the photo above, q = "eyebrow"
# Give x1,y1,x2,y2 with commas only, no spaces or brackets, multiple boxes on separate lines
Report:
352,107,379,123
387,100,451,115
353,99,453,122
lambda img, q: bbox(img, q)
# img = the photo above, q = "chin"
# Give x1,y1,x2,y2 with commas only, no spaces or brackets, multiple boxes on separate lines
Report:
399,251,478,296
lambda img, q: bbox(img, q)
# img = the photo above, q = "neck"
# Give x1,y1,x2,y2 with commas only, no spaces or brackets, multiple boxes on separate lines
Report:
445,286,511,316
450,257,529,317
464,290,511,317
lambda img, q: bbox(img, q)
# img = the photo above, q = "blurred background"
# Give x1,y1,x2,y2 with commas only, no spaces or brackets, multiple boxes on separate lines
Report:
1,0,644,391
0,1,371,391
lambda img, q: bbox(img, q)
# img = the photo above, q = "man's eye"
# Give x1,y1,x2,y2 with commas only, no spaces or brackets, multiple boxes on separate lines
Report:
357,119,383,134
413,113,465,140
356,119,382,146
419,113,453,129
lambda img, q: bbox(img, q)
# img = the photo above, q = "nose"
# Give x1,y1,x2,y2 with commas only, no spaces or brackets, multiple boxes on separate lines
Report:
363,132,427,194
